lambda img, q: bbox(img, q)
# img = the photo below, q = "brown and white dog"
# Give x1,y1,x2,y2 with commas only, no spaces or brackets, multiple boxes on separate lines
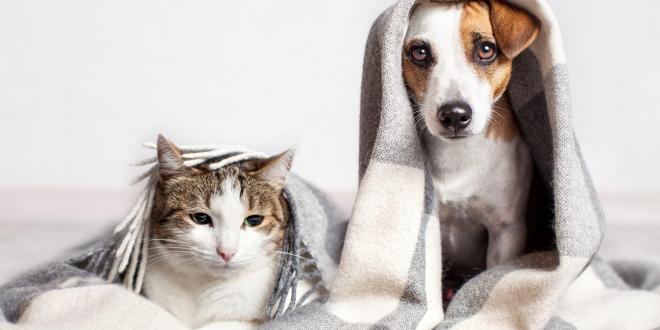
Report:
403,0,540,281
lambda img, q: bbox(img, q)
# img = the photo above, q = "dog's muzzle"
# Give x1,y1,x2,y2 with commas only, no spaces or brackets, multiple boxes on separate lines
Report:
437,102,472,135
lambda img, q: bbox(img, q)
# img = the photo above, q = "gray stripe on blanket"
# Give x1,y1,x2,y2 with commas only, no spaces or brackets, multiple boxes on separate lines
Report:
358,7,387,180
296,176,347,265
359,4,424,172
0,262,95,322
285,174,343,284
436,252,559,329
590,257,629,290
259,301,350,330
544,64,602,258
512,59,602,258
370,132,425,170
610,260,660,292
574,138,606,241
508,51,547,112
375,172,435,329
544,316,577,330
508,51,553,184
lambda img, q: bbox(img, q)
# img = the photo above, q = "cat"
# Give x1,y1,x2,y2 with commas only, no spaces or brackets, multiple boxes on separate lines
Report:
143,135,297,329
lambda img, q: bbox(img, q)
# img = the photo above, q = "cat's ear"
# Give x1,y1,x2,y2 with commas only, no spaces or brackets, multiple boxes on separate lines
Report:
245,150,295,190
156,134,185,179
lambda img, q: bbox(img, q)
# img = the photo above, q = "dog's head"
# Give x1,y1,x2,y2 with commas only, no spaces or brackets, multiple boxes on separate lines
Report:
403,0,540,139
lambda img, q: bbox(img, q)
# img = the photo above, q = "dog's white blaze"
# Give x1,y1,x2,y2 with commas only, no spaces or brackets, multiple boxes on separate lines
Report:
407,0,534,270
406,2,493,136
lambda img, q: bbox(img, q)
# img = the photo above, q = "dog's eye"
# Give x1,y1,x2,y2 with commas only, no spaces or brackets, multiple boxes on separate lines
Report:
190,213,212,226
476,42,497,62
409,45,430,64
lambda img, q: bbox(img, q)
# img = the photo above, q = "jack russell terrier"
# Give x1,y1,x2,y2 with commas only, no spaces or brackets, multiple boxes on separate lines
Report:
403,0,541,284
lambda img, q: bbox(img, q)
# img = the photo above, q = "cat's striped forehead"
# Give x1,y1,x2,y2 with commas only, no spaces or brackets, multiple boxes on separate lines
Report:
154,165,287,238
161,167,277,210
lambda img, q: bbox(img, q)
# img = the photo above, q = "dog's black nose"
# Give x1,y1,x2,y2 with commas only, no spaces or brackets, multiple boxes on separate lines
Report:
437,103,472,131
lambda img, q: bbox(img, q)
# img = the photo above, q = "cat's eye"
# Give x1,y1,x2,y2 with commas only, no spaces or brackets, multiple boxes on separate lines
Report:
476,41,497,63
244,215,264,227
190,213,212,226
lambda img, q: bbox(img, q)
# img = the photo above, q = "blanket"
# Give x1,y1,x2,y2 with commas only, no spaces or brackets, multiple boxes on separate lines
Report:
0,143,346,329
263,1,660,329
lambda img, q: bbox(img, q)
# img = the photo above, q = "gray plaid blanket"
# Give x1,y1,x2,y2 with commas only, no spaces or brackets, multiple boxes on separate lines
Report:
263,0,660,329
2,1,660,329
0,147,346,329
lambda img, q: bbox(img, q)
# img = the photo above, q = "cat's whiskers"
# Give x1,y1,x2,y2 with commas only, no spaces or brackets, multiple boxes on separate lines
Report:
148,251,197,262
149,239,208,255
141,136,296,326
148,251,199,264
149,245,206,255
150,238,192,245
153,254,205,271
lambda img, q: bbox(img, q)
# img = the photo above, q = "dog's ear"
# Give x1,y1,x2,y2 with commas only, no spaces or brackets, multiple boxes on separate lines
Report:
489,0,541,59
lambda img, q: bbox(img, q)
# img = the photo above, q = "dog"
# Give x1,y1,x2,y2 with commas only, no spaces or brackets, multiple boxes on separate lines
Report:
403,0,541,283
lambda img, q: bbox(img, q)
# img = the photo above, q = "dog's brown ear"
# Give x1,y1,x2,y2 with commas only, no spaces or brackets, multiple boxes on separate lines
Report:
489,0,541,59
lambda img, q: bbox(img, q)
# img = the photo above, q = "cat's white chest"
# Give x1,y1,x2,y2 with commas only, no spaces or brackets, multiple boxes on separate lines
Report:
144,259,277,328
194,268,276,325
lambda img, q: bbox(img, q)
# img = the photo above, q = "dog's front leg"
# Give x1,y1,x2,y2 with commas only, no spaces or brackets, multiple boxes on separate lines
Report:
485,219,526,269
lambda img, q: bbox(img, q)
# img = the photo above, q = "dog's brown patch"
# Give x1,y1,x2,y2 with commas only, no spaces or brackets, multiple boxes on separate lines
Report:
485,93,520,141
460,1,512,100
402,38,430,103
402,0,537,138
488,0,541,59
458,1,535,142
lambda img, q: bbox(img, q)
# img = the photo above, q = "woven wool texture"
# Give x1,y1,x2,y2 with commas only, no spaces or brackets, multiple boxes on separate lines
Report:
0,145,346,327
263,1,660,329
2,1,660,329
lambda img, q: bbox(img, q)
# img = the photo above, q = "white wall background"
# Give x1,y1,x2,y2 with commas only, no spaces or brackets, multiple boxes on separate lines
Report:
0,0,658,198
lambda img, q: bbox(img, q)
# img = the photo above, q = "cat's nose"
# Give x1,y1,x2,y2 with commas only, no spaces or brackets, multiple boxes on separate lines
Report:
217,248,235,262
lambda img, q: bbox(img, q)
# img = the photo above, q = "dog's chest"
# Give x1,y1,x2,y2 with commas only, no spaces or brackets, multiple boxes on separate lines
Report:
426,134,526,223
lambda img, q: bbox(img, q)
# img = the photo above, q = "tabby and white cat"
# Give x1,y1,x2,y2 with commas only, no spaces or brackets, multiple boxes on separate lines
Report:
143,136,296,328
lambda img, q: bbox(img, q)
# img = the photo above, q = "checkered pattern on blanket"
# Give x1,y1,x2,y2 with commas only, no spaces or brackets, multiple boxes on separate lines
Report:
263,1,660,329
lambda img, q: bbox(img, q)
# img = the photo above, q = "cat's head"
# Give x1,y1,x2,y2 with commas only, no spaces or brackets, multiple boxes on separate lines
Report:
150,135,294,274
